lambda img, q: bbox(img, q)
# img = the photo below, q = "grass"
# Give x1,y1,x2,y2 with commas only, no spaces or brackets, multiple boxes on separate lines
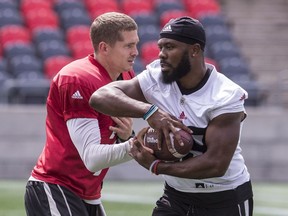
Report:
1,180,288,216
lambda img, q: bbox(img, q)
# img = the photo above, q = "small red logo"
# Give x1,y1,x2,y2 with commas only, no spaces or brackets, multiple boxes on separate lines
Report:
179,111,187,120
240,93,246,101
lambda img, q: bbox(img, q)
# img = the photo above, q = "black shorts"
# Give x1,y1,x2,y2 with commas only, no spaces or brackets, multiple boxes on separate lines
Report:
152,181,253,216
24,181,106,216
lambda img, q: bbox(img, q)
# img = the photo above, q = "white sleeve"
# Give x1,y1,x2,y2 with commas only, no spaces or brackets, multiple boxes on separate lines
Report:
66,118,132,173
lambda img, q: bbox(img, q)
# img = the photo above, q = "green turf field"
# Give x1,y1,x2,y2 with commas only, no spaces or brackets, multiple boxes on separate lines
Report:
0,180,288,216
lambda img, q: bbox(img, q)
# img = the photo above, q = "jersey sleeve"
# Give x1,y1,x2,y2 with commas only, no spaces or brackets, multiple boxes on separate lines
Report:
58,79,98,122
210,87,248,120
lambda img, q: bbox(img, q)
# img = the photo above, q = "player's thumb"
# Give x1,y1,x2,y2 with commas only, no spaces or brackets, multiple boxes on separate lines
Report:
134,139,142,149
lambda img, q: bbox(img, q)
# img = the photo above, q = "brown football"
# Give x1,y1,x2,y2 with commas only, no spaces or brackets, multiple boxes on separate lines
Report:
143,127,193,161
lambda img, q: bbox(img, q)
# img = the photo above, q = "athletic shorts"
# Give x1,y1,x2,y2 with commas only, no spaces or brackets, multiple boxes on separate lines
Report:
152,181,253,216
24,181,106,216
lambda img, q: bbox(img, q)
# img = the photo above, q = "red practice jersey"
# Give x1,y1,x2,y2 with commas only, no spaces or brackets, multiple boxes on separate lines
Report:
31,54,135,200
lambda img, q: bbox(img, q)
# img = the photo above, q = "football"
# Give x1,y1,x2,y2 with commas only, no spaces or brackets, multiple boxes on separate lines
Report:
143,127,193,161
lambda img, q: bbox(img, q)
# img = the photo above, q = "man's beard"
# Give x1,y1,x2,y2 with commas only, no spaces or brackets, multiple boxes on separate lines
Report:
162,51,191,84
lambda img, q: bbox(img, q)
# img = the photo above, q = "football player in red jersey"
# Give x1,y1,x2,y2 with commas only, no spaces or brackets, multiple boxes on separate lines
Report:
24,12,139,216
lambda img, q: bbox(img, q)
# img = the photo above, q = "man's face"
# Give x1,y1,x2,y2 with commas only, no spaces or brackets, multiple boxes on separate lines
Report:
158,38,191,84
107,30,139,73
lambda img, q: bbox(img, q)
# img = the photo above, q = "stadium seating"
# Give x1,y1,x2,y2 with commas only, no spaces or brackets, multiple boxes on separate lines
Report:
155,0,185,17
184,0,221,18
0,25,31,48
121,0,154,16
138,25,160,49
0,58,8,72
160,9,190,27
0,0,18,10
4,42,36,60
8,54,43,77
37,40,70,60
0,0,261,105
55,0,86,13
140,40,159,65
0,69,10,85
198,13,228,27
89,8,119,20
70,40,93,59
132,12,159,27
133,58,145,74
209,41,241,63
0,8,24,27
85,0,119,19
20,0,53,15
24,9,59,32
205,25,233,44
33,27,65,45
58,8,91,30
66,25,90,48
44,55,73,79
0,68,12,103
66,25,93,59
16,70,44,79
218,57,252,77
2,77,50,104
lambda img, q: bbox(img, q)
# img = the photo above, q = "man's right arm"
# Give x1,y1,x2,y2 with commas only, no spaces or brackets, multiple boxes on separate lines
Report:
89,77,192,151
89,77,150,118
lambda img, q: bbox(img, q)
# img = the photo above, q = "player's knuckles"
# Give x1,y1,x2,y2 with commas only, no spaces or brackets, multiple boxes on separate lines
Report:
134,140,142,148
109,126,118,132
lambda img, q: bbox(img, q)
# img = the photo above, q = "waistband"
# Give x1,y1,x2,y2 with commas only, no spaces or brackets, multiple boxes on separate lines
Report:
164,181,253,208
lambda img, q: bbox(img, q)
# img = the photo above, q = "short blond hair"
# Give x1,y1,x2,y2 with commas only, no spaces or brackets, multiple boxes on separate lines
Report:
90,12,138,51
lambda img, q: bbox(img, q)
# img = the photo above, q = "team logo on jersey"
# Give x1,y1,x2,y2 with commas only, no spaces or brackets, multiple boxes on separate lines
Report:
71,90,83,99
179,111,187,120
240,93,246,101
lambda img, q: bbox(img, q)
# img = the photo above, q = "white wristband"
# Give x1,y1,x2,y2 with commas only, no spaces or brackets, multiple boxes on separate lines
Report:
143,104,159,121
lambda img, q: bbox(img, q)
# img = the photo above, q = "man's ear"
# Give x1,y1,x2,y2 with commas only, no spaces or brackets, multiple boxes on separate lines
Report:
98,41,109,54
191,44,201,57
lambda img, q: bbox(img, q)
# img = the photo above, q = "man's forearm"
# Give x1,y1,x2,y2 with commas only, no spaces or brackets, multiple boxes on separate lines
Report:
89,86,150,118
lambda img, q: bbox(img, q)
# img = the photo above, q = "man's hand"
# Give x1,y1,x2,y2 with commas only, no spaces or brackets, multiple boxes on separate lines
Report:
135,127,150,144
110,117,133,141
146,109,192,154
129,137,156,170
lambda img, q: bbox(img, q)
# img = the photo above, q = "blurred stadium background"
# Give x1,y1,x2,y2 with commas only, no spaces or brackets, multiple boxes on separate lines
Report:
0,0,288,215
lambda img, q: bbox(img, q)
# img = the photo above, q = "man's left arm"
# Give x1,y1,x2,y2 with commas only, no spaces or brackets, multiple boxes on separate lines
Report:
131,111,245,179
